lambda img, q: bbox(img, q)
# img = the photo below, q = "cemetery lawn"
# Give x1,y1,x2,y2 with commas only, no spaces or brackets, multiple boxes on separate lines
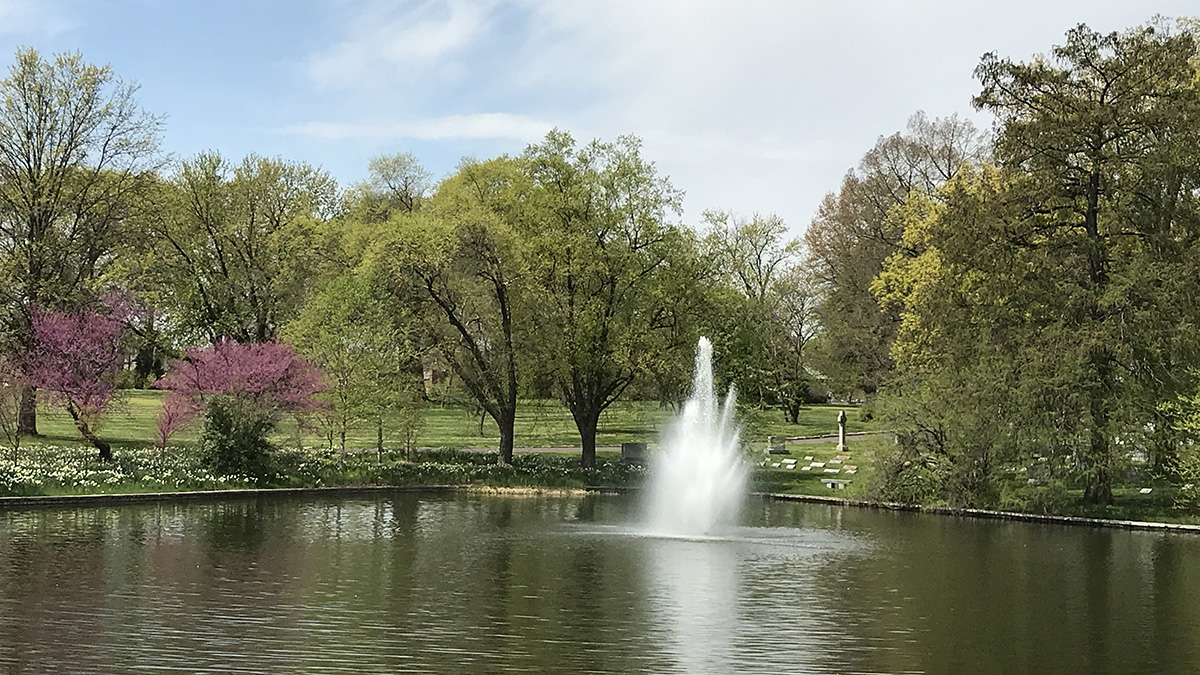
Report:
750,436,887,500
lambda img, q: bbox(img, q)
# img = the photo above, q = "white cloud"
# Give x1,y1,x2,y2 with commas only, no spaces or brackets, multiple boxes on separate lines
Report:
284,112,554,143
294,0,1200,232
307,0,493,88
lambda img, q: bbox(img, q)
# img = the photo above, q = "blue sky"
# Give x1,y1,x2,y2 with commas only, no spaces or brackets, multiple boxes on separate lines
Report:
0,0,1195,233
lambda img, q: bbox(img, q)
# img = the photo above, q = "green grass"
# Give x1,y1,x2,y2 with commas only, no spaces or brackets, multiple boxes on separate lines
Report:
26,390,876,453
18,394,1200,527
749,435,890,498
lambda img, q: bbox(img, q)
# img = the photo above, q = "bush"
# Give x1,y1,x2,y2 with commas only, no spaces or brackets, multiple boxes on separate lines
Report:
999,478,1072,514
866,434,947,505
1173,448,1200,512
200,396,276,482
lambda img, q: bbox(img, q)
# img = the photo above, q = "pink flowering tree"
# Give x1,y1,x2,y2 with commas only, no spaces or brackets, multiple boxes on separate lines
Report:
24,303,127,461
154,341,327,443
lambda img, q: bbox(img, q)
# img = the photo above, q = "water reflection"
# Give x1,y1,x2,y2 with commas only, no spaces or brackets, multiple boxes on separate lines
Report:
1,494,1200,674
646,536,738,673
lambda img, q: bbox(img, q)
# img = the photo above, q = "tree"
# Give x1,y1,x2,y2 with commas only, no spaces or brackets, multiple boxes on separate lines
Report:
0,48,162,434
140,152,337,343
703,210,818,421
805,112,986,397
873,167,1047,506
157,340,326,422
343,152,432,222
0,354,25,459
875,21,1200,507
284,270,419,456
971,20,1200,504
522,131,685,468
371,157,528,464
763,266,821,422
24,302,127,460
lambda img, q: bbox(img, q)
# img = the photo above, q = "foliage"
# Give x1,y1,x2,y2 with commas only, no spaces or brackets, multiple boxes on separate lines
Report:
804,112,987,398
199,395,277,482
285,270,419,453
0,354,24,457
0,48,162,435
874,21,1200,507
521,130,687,468
25,302,128,460
155,340,326,468
395,404,426,457
703,210,818,423
155,394,190,449
342,152,432,221
137,152,338,343
1163,387,1200,511
156,340,327,423
370,156,529,464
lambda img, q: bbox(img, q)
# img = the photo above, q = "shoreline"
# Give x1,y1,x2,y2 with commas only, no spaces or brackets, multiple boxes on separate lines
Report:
759,492,1200,534
1,484,1198,533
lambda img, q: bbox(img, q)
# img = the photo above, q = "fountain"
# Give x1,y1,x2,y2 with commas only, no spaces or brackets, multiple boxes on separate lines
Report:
646,336,747,535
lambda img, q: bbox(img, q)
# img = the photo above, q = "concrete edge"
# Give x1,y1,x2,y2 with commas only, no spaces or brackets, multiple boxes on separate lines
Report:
756,492,1200,533
0,485,459,511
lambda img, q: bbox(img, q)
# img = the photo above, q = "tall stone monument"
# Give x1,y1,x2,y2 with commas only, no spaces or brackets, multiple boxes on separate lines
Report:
836,410,847,453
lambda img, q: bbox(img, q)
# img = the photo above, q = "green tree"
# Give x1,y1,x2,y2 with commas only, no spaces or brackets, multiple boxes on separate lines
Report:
805,112,986,397
342,152,432,223
972,20,1200,504
0,48,163,434
703,210,818,422
141,152,337,343
874,167,1046,506
877,20,1200,507
522,131,685,468
371,157,528,464
285,270,418,456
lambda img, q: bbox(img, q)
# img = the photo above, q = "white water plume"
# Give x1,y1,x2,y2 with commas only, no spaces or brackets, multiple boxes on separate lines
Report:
647,337,746,535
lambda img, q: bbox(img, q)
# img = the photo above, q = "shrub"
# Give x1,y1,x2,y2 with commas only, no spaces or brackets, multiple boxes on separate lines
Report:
200,396,276,482
866,435,947,505
1173,448,1200,512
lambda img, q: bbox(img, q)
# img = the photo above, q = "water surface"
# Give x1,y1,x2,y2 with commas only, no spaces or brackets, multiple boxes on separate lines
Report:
1,493,1198,673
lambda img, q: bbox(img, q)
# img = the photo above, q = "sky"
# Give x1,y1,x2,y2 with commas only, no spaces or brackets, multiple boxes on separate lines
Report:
0,0,1195,234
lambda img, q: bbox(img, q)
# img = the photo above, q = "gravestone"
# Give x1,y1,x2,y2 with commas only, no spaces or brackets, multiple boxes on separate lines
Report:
836,410,848,453
767,435,789,455
621,442,647,464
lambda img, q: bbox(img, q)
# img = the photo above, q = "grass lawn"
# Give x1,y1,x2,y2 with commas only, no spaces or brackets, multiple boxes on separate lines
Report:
27,389,878,453
17,392,1200,526
750,434,890,499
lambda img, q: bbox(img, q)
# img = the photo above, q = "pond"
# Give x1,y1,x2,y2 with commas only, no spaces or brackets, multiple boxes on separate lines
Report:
1,492,1198,673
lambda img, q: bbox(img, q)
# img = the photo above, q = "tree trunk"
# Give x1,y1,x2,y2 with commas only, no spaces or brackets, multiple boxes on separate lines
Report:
69,405,111,461
784,397,801,425
499,422,514,465
17,386,37,436
577,413,599,469
1083,348,1114,506
376,418,384,463
134,343,162,387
